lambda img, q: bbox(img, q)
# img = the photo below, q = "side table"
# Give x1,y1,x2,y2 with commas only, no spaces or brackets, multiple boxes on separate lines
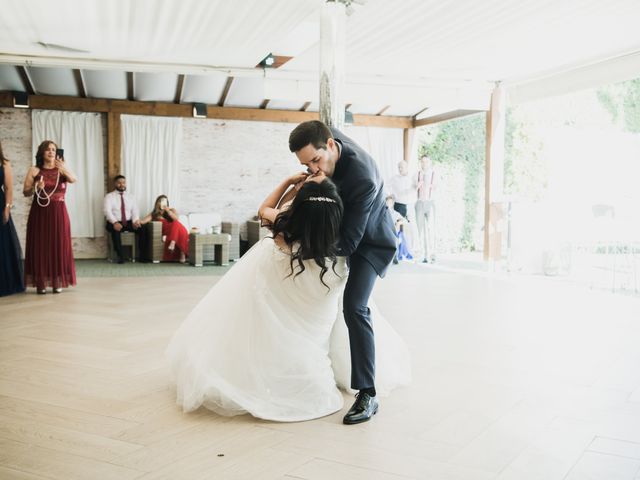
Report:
189,233,231,266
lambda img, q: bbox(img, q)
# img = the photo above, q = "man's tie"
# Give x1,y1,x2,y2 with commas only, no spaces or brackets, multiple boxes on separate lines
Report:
119,192,128,228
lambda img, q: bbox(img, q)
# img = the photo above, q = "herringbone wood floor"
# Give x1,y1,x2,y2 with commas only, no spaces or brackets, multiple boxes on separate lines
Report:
2,266,640,479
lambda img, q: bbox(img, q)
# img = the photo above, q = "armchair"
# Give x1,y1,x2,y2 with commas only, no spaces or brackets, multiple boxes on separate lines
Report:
139,221,163,263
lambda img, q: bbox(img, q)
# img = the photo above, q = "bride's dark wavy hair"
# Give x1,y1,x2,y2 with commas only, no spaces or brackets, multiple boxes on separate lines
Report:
271,179,343,290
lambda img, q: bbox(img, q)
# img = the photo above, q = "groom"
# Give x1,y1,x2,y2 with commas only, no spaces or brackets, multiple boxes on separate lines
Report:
289,120,397,424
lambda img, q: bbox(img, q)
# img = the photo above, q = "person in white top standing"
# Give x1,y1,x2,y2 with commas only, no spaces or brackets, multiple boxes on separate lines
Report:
414,155,438,263
103,175,141,263
388,160,413,219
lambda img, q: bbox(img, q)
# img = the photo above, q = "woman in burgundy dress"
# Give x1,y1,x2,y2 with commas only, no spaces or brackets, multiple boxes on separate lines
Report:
141,195,189,263
22,140,77,294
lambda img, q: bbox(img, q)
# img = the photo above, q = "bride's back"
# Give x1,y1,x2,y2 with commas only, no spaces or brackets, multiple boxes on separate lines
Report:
270,179,344,292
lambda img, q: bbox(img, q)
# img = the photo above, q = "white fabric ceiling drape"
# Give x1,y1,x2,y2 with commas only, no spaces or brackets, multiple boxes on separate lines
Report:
120,115,182,216
344,126,405,187
32,109,105,237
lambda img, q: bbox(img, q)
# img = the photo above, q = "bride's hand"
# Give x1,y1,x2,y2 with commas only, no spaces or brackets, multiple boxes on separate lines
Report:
305,170,326,184
287,172,309,186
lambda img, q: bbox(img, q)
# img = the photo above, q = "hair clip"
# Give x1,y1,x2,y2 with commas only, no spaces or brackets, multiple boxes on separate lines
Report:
306,196,336,203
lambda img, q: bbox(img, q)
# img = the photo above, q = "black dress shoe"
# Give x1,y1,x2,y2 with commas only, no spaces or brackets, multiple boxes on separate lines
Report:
343,391,379,425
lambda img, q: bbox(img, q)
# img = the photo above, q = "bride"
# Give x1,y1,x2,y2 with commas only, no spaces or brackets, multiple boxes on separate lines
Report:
166,172,410,422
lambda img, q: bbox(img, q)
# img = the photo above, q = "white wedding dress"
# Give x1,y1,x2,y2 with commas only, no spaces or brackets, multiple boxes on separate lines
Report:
166,237,411,422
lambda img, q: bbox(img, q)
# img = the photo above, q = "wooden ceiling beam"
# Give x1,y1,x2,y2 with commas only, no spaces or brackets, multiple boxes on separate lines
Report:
413,109,483,127
300,101,312,112
376,105,391,116
17,66,35,94
259,99,270,109
218,77,234,107
412,106,429,118
0,91,413,128
73,69,86,98
126,72,134,101
175,74,185,104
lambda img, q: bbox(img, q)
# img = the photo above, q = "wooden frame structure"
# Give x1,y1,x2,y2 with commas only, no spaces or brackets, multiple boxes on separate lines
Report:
1,90,503,263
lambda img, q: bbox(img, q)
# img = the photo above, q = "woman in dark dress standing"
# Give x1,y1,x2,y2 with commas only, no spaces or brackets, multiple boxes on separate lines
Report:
0,140,25,297
22,140,77,294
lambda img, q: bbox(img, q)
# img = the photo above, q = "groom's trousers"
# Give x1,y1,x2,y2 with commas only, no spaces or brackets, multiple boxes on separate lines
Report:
343,253,378,390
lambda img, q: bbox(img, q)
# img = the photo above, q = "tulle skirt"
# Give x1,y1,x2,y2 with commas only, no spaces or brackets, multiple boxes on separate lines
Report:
167,238,411,422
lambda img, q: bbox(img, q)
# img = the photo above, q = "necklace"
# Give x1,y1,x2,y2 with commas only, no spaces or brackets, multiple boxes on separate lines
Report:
35,169,60,207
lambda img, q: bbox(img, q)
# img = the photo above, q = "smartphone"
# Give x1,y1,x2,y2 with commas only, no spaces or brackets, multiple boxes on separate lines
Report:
56,148,64,159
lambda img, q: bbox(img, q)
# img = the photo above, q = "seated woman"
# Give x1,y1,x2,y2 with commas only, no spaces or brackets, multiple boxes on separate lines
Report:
141,195,189,263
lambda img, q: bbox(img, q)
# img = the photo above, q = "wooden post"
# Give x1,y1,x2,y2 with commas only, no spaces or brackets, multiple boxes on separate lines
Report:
319,0,346,129
107,111,121,188
483,83,506,262
403,128,415,162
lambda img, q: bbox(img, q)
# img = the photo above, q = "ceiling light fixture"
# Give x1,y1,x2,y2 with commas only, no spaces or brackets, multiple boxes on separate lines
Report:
258,53,276,68
192,103,207,118
12,92,29,109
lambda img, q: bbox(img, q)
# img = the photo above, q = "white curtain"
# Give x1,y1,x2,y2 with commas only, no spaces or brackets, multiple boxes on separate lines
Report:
120,115,182,216
32,110,105,237
343,126,404,188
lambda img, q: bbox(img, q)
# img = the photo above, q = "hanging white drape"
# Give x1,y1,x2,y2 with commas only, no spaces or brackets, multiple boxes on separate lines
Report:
343,126,404,187
32,110,105,237
120,115,182,216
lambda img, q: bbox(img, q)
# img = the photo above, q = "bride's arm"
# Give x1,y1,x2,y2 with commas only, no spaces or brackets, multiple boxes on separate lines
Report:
276,185,298,209
258,173,308,225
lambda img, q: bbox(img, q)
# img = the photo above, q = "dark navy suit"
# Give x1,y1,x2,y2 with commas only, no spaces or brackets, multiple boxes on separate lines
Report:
330,128,397,390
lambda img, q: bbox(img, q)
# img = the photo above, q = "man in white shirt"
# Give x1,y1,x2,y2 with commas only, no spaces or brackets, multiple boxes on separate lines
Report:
104,175,141,263
414,155,438,263
388,160,413,219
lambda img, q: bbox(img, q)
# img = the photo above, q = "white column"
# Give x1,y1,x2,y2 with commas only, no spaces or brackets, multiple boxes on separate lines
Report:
319,0,346,129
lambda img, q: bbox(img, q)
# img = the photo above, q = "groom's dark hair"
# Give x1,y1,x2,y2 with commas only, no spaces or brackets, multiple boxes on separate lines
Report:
271,179,343,290
289,120,333,152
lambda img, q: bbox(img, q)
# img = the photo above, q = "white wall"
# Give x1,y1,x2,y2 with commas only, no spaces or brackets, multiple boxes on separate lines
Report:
0,108,403,258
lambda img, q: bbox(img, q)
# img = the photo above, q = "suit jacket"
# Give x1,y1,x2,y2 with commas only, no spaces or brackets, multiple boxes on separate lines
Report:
330,127,397,277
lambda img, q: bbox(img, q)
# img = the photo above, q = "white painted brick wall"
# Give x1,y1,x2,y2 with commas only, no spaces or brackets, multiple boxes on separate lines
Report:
179,118,300,240
1,108,302,257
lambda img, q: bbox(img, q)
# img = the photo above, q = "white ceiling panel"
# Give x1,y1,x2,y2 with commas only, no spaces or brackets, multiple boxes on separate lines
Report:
0,65,26,92
134,72,179,102
0,0,319,68
1,0,639,111
181,74,229,104
266,99,306,110
348,103,390,115
283,0,640,85
384,105,426,116
224,77,265,108
27,66,79,96
82,69,127,99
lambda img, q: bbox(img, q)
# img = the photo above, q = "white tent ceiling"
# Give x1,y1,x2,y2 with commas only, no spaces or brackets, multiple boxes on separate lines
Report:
1,0,639,117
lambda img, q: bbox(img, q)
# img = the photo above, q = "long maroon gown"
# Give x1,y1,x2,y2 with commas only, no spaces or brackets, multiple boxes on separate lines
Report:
24,167,76,289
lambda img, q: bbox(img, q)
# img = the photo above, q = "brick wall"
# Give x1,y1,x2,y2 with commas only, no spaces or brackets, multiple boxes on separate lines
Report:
0,108,302,258
179,118,298,240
